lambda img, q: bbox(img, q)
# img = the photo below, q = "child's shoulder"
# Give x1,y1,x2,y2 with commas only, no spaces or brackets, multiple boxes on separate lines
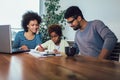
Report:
44,40,53,43
61,39,69,43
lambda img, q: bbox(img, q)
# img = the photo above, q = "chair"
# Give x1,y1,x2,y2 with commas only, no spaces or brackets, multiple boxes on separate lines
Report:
108,42,120,61
67,40,74,46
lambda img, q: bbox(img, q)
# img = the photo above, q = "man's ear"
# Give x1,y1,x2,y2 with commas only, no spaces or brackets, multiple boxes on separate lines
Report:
77,16,82,21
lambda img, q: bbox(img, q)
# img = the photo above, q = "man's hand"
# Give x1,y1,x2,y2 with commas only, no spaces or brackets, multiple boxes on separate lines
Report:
98,48,110,59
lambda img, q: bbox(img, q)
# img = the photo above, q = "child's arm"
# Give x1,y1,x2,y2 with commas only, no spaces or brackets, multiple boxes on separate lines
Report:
35,45,45,52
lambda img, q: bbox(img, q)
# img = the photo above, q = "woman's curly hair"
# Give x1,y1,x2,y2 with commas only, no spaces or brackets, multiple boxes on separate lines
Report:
21,11,42,32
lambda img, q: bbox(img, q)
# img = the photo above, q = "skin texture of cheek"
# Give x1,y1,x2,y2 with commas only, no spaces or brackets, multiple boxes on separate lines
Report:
72,21,81,30
50,32,61,45
27,20,39,33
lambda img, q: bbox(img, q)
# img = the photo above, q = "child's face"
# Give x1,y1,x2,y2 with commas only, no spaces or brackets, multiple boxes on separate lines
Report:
50,32,60,45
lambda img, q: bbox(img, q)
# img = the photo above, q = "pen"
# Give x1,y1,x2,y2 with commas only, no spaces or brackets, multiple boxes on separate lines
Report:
39,44,44,49
43,53,55,56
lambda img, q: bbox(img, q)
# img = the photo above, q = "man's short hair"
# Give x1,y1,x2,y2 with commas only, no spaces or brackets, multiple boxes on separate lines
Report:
64,6,84,19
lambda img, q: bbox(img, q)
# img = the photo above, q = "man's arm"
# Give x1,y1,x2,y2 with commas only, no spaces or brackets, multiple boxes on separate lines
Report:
98,48,110,59
95,20,118,59
73,42,79,54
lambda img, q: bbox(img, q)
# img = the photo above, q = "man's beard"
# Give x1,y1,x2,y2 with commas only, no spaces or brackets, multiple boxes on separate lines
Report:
73,24,81,30
73,26,79,30
73,22,82,30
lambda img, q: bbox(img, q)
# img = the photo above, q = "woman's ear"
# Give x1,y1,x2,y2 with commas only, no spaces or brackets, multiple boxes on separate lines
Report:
27,25,29,28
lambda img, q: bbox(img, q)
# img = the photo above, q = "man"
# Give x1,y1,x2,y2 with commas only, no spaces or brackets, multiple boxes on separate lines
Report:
64,6,118,59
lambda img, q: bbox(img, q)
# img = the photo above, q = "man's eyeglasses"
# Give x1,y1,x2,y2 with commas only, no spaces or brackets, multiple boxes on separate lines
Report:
67,18,76,24
67,15,78,24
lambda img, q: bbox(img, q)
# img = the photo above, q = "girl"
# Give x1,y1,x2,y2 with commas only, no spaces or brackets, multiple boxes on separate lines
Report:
35,24,69,55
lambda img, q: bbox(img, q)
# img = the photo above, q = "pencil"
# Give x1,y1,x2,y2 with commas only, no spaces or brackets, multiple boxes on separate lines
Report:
39,44,44,49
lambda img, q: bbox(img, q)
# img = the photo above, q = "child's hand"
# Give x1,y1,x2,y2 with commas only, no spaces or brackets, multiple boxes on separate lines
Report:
53,49,60,54
37,46,45,52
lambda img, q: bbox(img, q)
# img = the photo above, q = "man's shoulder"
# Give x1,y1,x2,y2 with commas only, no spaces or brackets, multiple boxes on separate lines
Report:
88,20,105,29
90,20,104,25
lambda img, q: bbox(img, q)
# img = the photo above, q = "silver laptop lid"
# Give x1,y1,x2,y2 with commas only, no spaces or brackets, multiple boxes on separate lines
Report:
0,25,12,53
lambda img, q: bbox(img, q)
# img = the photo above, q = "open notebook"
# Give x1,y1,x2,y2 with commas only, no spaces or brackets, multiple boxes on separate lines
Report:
0,25,30,53
29,49,61,57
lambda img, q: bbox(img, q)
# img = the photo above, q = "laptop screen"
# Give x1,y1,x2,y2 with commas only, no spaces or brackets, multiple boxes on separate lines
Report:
0,25,30,53
0,25,12,53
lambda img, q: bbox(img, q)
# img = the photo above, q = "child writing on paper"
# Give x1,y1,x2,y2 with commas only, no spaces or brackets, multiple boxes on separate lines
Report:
35,24,69,55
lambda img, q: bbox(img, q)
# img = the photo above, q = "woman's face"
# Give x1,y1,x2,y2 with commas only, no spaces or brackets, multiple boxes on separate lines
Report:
27,19,39,34
50,32,61,45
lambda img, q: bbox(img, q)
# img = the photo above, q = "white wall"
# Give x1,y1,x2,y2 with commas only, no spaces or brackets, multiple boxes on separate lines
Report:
60,0,120,41
0,0,39,28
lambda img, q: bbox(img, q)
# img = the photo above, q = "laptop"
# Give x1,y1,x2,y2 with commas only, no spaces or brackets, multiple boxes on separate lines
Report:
0,25,30,53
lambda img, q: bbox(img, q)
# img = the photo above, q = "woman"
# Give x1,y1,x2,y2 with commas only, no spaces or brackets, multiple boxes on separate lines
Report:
13,11,42,50
35,24,69,55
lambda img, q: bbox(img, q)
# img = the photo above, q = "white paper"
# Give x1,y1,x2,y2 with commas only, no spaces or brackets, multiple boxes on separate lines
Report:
29,49,61,58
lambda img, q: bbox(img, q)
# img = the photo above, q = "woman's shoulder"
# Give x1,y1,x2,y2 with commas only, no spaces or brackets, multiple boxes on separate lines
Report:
16,31,24,35
15,31,24,37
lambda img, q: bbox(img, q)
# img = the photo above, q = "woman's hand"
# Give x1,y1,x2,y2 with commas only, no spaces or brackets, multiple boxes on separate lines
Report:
20,45,29,50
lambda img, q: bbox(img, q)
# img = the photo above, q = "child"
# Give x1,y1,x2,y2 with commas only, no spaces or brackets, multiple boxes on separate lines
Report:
35,24,69,55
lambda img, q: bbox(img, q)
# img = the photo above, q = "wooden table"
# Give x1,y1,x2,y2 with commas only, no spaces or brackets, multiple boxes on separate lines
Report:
0,53,120,80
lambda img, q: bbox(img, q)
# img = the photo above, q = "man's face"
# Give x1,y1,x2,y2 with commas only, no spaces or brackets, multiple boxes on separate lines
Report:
66,16,81,30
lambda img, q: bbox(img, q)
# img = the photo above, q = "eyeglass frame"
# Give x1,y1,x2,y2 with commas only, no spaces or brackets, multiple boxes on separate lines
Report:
67,15,78,24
